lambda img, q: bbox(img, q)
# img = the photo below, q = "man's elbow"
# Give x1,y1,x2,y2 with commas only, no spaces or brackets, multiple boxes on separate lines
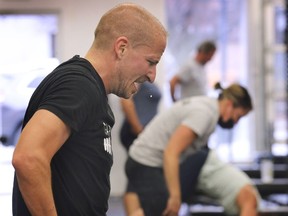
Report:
169,77,177,88
12,150,41,175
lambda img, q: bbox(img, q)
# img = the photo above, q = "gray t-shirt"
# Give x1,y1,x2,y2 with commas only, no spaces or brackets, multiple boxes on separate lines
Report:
176,58,207,98
129,96,219,167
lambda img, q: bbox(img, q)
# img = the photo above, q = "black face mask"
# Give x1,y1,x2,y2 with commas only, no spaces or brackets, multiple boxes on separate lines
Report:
218,118,234,129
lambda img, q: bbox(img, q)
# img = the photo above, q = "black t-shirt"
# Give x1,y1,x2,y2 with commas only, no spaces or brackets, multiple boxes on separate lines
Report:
12,55,115,216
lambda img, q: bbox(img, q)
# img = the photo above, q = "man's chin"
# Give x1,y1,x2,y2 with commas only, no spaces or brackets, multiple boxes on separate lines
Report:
128,90,138,98
117,83,139,98
118,90,137,99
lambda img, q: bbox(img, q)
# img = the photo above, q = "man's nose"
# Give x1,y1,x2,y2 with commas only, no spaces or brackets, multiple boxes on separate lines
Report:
147,67,156,83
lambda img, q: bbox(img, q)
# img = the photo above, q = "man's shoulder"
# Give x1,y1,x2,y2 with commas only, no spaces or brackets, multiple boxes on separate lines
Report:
57,55,93,72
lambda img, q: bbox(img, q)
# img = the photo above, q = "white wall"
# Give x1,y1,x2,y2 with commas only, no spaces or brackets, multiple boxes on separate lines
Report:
0,0,166,196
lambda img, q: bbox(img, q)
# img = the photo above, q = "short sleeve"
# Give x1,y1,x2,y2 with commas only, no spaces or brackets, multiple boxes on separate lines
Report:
181,109,213,137
177,63,192,82
39,73,98,132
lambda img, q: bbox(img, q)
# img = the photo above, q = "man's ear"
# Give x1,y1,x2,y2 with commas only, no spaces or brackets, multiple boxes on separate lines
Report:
114,36,128,58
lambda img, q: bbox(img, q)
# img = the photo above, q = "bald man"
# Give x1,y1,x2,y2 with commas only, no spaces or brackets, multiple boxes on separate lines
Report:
12,3,167,216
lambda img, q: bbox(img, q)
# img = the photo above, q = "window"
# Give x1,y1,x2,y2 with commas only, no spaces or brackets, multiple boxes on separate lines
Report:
0,14,58,65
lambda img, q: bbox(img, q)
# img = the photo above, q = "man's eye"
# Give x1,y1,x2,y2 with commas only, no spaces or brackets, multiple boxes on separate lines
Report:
148,60,154,65
148,60,157,66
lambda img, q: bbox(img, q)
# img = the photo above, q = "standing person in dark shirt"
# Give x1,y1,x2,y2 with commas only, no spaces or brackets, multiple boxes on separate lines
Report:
120,82,162,151
12,3,167,216
120,82,162,216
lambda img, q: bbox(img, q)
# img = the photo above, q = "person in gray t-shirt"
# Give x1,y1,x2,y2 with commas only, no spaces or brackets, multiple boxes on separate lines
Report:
124,83,259,216
169,40,216,101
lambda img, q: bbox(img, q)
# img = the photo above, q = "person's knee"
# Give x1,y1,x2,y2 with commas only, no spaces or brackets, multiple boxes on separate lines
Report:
123,192,144,216
236,184,259,214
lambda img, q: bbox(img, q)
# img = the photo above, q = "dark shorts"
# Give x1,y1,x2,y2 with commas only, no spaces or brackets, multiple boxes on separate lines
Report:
125,149,209,215
180,148,209,203
120,120,137,151
125,157,168,216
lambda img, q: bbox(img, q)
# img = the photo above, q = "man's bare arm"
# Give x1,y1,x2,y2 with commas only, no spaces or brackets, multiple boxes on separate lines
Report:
169,76,180,102
12,109,71,216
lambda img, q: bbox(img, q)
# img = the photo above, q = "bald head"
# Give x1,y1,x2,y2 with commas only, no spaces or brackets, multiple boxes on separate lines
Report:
93,3,167,49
